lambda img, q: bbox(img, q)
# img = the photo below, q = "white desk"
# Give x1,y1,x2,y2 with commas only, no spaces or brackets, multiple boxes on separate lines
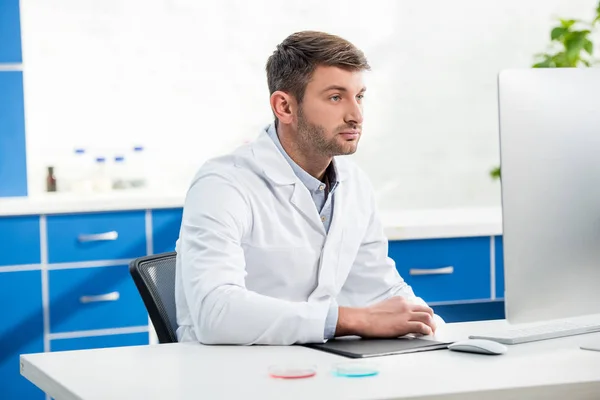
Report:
21,320,600,400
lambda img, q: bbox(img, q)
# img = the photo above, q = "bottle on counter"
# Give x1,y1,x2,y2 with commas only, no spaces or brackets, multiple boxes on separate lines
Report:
112,155,128,189
46,166,57,192
71,148,93,193
129,146,147,188
92,157,112,193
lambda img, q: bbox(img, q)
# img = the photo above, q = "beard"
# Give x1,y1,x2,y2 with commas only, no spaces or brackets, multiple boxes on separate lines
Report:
296,106,359,157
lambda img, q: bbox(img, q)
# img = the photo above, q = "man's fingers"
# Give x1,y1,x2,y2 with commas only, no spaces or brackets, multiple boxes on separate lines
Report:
406,321,433,336
410,311,437,331
409,304,434,316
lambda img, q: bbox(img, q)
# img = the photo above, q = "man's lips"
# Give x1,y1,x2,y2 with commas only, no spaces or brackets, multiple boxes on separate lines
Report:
339,131,360,139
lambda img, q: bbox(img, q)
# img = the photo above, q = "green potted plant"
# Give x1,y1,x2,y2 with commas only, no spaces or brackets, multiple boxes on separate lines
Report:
490,1,600,180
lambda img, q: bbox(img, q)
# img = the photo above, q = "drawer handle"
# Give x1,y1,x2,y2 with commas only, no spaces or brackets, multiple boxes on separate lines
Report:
409,266,454,276
77,231,119,242
79,292,120,304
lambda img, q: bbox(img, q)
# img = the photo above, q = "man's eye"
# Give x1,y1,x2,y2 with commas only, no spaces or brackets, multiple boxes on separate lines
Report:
330,95,341,102
357,94,365,100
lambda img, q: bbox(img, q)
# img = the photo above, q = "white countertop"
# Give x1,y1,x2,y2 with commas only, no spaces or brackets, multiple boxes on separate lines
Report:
0,190,186,216
0,191,503,239
20,320,600,400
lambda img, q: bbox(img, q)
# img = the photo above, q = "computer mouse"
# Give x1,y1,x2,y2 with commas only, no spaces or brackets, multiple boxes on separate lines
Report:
448,339,507,355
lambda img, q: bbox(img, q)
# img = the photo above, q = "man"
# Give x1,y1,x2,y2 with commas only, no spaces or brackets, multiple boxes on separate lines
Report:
175,31,442,345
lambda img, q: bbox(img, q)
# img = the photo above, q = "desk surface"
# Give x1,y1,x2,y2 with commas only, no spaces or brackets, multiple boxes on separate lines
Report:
21,320,600,400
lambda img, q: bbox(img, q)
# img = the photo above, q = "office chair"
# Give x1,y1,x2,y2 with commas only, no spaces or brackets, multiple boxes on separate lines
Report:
129,252,178,343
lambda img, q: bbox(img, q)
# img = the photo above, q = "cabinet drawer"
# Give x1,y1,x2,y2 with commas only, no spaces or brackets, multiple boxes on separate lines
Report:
51,332,148,352
152,208,182,254
49,265,148,333
47,211,146,263
389,237,491,303
0,216,41,266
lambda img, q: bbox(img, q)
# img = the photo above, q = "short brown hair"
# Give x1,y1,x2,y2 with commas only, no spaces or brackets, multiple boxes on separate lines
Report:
266,31,370,104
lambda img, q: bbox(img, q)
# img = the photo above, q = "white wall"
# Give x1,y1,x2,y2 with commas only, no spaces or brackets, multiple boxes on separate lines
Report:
20,0,600,210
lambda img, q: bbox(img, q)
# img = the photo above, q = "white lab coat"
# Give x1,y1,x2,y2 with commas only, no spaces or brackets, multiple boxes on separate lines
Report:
175,126,434,345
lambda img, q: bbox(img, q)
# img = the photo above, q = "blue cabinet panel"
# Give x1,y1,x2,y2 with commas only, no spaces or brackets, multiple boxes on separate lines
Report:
389,237,491,302
495,236,504,299
152,208,182,254
50,332,148,352
47,211,146,263
0,72,27,197
0,0,22,63
433,301,505,323
0,216,40,266
49,265,148,333
0,270,44,400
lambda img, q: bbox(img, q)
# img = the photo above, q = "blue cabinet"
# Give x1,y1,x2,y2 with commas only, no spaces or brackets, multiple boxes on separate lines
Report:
389,237,491,303
0,270,44,400
0,216,40,266
50,332,148,352
0,72,27,197
0,205,504,398
495,236,504,299
152,208,182,254
47,211,147,263
0,0,22,63
432,301,505,323
49,265,148,333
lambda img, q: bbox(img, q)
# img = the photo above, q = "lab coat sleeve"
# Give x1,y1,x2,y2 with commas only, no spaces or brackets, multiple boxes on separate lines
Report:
179,172,331,345
339,183,445,325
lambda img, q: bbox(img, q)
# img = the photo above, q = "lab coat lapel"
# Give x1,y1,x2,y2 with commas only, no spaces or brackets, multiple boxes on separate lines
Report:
253,127,327,235
290,183,326,235
311,157,350,297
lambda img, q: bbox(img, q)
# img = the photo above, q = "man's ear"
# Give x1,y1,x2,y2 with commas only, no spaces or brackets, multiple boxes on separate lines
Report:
270,91,296,125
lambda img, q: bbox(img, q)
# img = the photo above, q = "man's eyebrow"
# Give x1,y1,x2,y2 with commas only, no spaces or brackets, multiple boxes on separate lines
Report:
321,85,367,94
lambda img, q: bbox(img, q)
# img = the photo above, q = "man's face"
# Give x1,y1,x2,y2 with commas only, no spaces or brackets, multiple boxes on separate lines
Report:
295,66,365,157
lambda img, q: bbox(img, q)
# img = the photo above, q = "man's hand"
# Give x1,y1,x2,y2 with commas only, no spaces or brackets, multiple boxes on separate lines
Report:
335,297,437,338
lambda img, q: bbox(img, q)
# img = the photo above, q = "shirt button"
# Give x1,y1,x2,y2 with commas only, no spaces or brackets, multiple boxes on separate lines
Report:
321,216,326,222
318,184,325,191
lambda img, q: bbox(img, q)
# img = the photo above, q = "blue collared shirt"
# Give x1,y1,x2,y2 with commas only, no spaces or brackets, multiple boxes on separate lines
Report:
267,123,339,339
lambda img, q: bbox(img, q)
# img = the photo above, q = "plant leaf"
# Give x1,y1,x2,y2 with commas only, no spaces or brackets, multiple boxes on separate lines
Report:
551,52,568,67
560,19,576,29
564,32,587,64
533,54,554,68
584,39,594,55
551,27,566,40
490,166,501,180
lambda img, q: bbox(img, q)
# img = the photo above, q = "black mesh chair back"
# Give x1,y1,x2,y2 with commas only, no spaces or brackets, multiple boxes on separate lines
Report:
129,252,178,343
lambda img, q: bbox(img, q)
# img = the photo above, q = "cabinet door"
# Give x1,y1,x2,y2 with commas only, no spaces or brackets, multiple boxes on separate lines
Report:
0,72,27,197
0,271,44,400
389,237,491,303
0,216,41,267
152,208,182,254
0,0,22,62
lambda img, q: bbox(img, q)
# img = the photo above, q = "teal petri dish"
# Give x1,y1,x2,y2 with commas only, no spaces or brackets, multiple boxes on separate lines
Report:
332,362,379,378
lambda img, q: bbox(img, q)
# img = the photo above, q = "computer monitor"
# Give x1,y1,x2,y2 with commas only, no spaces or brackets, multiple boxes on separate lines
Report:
498,68,600,325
